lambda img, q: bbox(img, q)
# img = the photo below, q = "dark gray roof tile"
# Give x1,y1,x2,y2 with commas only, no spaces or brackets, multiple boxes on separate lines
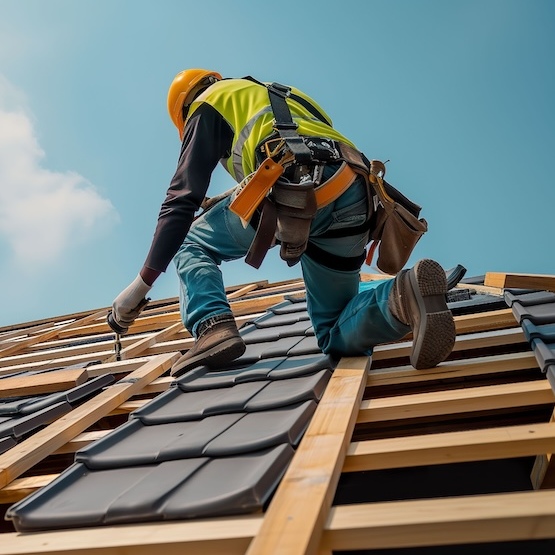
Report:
7,446,294,530
5,299,324,532
177,358,283,391
270,299,308,314
268,353,336,380
76,414,243,469
286,335,321,356
447,294,507,316
521,320,555,343
0,435,17,455
131,382,268,424
105,459,208,524
251,311,310,329
0,396,45,417
0,375,114,417
0,401,71,439
504,290,555,307
241,319,313,344
547,365,555,392
510,300,555,325
244,369,331,411
531,338,555,372
203,401,316,456
239,336,305,360
6,459,209,531
159,444,294,520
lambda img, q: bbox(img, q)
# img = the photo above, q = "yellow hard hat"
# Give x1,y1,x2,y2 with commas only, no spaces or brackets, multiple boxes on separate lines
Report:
167,69,222,140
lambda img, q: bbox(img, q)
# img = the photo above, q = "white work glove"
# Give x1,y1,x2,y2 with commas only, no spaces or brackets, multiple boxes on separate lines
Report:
108,274,151,334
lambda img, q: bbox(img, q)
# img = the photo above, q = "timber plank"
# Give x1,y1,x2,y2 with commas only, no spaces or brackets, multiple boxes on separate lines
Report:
371,326,526,362
0,322,58,346
343,422,555,472
0,352,179,489
245,356,369,555
322,490,555,551
0,350,113,377
0,515,263,555
227,283,259,299
54,430,111,454
485,272,555,292
0,310,107,359
104,321,183,363
531,409,555,489
358,380,555,423
54,288,305,340
367,351,539,388
0,368,88,399
453,308,517,334
0,474,58,504
85,357,153,377
0,340,114,369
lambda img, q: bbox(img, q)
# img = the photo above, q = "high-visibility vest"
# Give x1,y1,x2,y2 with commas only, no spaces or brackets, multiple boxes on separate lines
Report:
187,78,357,182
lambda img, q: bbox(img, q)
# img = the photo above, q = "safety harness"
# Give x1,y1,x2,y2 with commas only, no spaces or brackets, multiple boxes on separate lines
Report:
229,81,366,269
224,79,427,273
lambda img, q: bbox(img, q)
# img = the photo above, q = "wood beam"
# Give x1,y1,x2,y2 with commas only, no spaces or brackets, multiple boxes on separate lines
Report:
358,380,554,423
245,356,369,555
344,422,555,472
0,368,88,398
322,490,555,551
0,515,263,555
531,409,555,489
0,474,58,504
453,308,517,334
371,326,526,362
0,310,107,359
367,351,539,388
103,322,183,363
485,272,555,292
2,490,555,553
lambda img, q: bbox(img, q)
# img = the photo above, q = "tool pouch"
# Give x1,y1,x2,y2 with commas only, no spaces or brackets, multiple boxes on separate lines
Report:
272,179,318,266
367,161,428,275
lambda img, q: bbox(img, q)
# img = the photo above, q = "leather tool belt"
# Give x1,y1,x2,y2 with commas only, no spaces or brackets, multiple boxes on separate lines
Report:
229,137,359,268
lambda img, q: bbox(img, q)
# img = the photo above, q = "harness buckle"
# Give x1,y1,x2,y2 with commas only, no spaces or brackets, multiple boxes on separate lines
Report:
268,82,291,98
272,120,298,131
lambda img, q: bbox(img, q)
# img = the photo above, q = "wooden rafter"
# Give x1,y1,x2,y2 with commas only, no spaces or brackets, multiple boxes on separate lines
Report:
245,357,369,555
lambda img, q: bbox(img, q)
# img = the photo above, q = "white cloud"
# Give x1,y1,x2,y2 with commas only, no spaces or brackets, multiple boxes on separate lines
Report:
0,75,119,269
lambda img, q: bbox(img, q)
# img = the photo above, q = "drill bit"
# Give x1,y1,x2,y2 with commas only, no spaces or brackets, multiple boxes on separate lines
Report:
114,332,122,361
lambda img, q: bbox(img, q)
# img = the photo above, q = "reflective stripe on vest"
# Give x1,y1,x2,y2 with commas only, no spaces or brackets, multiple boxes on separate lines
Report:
186,78,356,182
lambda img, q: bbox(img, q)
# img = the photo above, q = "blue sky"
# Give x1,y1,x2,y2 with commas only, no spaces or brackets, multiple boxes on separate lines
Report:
0,0,553,327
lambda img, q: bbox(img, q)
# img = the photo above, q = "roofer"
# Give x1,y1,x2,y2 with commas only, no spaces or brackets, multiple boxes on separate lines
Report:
108,69,456,377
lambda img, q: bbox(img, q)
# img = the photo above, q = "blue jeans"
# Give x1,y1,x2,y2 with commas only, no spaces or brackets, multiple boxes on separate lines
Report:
173,175,410,357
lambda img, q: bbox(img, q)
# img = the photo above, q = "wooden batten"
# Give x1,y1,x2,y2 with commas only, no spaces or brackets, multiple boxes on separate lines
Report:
0,368,89,398
485,272,555,292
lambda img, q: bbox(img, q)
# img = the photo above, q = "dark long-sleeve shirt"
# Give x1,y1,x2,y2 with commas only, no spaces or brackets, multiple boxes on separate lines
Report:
142,103,234,274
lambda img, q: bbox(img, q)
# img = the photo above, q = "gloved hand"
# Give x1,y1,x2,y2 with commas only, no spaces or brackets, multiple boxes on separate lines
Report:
108,274,152,334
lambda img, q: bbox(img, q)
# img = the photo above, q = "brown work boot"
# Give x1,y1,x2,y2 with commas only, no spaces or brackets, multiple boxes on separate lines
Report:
171,315,246,378
388,259,455,369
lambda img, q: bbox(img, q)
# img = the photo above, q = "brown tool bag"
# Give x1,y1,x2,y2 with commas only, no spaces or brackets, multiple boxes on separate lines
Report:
364,159,428,275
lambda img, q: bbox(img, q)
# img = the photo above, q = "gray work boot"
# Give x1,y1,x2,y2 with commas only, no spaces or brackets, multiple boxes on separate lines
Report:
388,259,456,369
171,315,246,378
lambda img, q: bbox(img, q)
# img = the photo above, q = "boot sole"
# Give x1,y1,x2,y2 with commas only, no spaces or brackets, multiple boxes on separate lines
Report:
408,259,456,369
170,337,246,378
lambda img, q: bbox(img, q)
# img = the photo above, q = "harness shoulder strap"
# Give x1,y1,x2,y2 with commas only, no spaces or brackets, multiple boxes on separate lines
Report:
266,82,313,164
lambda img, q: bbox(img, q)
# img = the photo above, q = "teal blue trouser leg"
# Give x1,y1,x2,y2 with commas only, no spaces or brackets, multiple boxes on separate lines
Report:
301,254,410,358
173,174,410,352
